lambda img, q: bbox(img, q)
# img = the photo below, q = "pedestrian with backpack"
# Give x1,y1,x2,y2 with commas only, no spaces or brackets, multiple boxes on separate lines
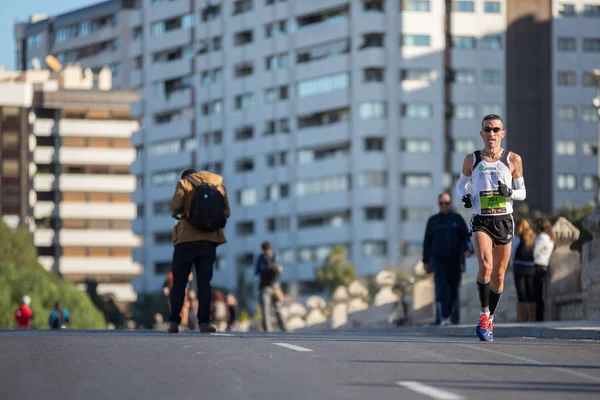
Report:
255,241,287,332
167,169,230,334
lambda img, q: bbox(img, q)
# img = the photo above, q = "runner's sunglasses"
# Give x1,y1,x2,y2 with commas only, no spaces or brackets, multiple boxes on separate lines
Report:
482,127,503,133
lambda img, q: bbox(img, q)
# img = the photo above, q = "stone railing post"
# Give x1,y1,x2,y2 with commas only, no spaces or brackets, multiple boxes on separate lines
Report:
547,217,582,320
582,210,600,319
330,286,350,329
347,280,369,314
305,296,327,326
285,302,307,331
374,270,400,306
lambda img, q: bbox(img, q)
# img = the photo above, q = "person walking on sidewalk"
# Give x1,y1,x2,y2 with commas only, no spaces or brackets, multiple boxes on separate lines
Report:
456,114,527,341
422,192,472,327
533,216,555,322
255,241,287,332
167,168,230,334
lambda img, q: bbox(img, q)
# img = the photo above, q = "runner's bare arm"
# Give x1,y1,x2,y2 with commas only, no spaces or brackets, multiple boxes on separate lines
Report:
510,152,526,201
456,154,474,197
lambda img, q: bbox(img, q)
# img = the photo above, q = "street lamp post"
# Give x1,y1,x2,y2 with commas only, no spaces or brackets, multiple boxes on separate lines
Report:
593,69,600,208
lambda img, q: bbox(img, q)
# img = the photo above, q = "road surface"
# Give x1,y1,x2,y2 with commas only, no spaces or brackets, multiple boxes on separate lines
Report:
1,329,599,400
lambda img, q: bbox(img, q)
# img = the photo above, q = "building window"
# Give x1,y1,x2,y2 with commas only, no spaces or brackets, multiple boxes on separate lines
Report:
401,173,433,188
400,68,431,81
401,139,432,153
265,183,289,201
27,33,41,49
558,71,576,86
558,105,577,120
202,5,221,21
233,0,253,15
265,20,287,37
558,37,576,52
236,221,255,236
235,126,254,141
481,35,502,50
364,0,384,11
266,53,289,70
234,62,253,78
265,85,288,103
234,30,253,46
556,140,576,156
557,174,577,190
297,72,349,98
481,104,503,117
583,38,600,52
454,1,475,12
404,0,430,12
401,103,432,119
297,143,350,164
296,175,350,197
583,107,599,122
583,72,599,86
484,1,501,13
454,69,476,84
151,170,179,186
583,141,597,156
559,3,576,16
298,211,349,229
402,34,430,47
583,175,596,191
360,33,385,49
235,158,254,172
453,36,477,49
359,101,387,119
359,172,387,188
364,137,385,152
266,151,288,167
584,5,600,17
201,99,223,115
482,69,502,85
236,253,255,268
453,139,476,153
364,207,385,221
363,241,387,257
235,93,254,110
155,262,172,274
266,217,290,232
2,160,19,177
153,201,171,215
364,68,384,82
297,39,350,64
154,232,172,245
237,188,257,206
453,104,475,119
401,207,432,222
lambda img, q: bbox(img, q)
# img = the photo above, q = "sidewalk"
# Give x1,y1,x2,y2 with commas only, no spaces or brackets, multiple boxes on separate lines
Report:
354,320,600,340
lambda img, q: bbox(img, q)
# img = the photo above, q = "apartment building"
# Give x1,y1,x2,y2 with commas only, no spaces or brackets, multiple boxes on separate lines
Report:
14,0,599,294
0,64,141,304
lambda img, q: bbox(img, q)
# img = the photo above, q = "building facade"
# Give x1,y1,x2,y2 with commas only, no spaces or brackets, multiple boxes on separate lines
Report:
0,65,141,303
13,0,600,294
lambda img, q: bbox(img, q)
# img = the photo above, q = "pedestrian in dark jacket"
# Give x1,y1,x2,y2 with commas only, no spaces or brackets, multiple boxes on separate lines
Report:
422,192,472,326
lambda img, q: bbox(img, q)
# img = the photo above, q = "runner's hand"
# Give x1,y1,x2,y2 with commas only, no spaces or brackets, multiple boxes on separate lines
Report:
498,180,513,197
461,194,472,209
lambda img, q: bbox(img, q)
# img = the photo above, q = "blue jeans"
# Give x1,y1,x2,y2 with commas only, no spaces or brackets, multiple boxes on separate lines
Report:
432,258,462,322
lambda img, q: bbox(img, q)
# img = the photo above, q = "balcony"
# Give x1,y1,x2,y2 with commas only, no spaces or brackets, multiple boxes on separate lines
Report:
59,257,142,277
147,118,191,142
296,121,350,148
147,0,191,23
59,229,141,247
149,58,192,83
295,16,349,49
33,174,136,192
149,88,193,113
148,28,193,54
35,147,135,166
56,119,139,138
34,202,137,220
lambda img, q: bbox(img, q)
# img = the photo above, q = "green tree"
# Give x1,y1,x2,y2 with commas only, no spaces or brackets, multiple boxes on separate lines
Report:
0,221,105,329
314,245,357,295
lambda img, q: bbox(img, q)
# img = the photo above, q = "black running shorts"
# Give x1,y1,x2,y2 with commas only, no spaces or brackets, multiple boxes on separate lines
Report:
470,214,514,247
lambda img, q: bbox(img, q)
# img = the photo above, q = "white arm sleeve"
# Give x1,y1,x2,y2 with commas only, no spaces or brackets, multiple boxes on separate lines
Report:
455,173,470,197
511,177,526,201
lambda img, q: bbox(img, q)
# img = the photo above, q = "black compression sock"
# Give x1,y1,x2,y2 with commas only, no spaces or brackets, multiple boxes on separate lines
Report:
477,279,491,313
489,289,503,316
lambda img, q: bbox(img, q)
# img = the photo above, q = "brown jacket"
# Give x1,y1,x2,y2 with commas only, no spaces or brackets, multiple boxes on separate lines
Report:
169,171,230,246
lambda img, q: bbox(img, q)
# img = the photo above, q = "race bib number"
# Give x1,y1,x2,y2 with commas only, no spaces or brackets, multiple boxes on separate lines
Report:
479,190,507,214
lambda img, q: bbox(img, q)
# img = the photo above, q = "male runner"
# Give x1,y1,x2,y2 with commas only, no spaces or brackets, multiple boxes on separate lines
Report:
455,114,526,341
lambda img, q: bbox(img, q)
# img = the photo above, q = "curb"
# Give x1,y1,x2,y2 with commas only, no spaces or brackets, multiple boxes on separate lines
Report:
391,325,600,340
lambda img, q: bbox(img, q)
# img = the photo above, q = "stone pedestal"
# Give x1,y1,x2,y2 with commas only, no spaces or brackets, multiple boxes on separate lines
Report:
285,302,307,331
331,286,350,329
305,296,327,326
582,210,600,319
347,280,369,314
374,270,400,306
412,274,436,325
548,217,583,320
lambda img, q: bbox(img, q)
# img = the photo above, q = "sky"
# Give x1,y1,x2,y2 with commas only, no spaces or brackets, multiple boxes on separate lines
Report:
0,0,101,69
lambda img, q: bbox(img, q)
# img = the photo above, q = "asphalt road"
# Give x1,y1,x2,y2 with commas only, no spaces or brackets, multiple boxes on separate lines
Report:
1,329,599,400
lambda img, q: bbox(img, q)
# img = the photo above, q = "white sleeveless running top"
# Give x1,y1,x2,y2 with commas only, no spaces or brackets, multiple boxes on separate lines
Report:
470,149,513,216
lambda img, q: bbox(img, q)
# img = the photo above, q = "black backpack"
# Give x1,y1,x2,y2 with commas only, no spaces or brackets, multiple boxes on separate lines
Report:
260,253,281,287
185,178,227,232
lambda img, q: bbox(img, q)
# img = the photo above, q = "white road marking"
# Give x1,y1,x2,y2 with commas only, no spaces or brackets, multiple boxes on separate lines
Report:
457,344,600,383
397,381,465,400
210,333,234,337
272,343,313,352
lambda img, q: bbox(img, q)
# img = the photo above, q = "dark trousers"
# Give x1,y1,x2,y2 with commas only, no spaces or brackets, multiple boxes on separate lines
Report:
432,258,462,321
534,265,547,322
169,241,216,325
